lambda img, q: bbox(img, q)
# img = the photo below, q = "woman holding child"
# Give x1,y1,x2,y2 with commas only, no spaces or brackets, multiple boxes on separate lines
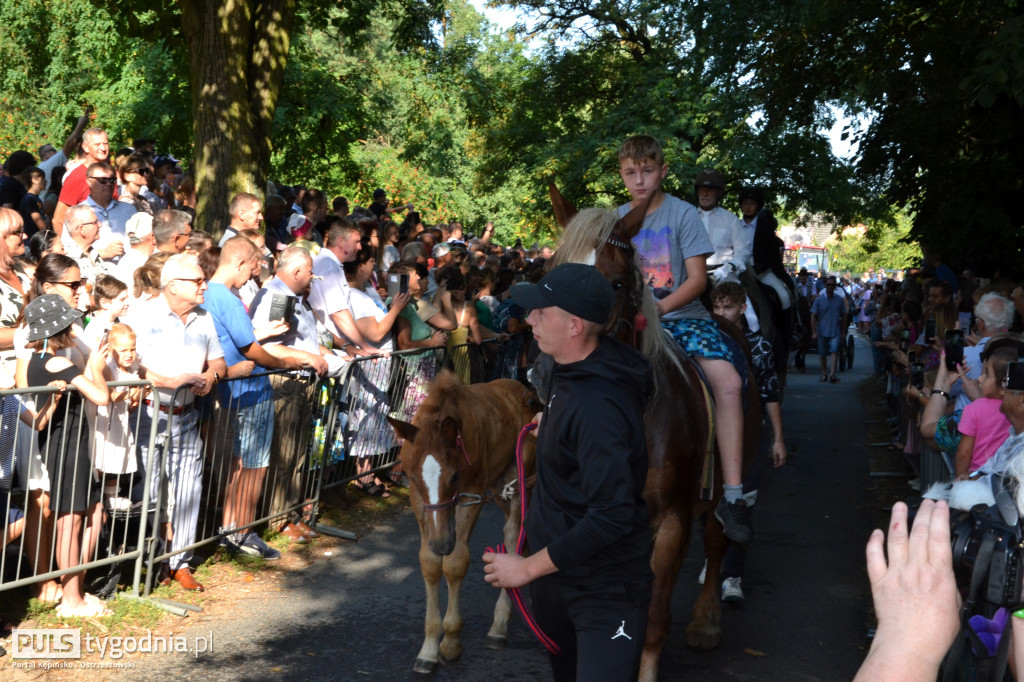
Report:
24,294,112,617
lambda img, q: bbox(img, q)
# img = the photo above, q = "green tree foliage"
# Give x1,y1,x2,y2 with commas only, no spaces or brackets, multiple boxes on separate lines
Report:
828,214,920,276
0,0,189,161
747,0,1024,276
270,1,544,242
483,0,872,237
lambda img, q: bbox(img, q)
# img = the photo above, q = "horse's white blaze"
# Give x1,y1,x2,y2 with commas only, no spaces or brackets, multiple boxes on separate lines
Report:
422,454,441,506
584,249,597,266
422,454,442,528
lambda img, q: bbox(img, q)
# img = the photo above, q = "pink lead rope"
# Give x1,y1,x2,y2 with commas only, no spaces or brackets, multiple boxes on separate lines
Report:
486,422,561,655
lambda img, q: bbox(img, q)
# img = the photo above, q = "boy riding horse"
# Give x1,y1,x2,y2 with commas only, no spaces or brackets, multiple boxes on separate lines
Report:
615,135,753,543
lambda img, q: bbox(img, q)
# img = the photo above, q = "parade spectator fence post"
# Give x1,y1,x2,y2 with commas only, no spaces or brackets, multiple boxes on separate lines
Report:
0,380,160,601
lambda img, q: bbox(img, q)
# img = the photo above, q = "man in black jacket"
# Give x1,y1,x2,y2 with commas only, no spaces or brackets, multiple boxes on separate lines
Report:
482,262,654,681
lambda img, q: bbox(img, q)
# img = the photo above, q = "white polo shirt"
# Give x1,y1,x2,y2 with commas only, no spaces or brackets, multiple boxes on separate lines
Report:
309,248,352,339
126,294,224,404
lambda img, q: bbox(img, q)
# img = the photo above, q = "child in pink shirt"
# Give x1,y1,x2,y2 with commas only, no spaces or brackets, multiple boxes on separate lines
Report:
955,350,1014,478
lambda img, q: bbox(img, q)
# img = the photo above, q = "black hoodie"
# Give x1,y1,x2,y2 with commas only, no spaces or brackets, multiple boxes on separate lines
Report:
527,336,654,587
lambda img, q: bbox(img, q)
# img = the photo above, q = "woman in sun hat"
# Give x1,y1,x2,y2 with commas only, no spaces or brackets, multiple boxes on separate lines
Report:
24,293,112,618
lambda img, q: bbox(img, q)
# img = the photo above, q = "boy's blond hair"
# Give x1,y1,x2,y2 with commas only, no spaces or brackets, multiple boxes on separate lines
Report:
618,135,665,166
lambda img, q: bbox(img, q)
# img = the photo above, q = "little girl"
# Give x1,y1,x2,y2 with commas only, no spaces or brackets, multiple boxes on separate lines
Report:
955,347,1015,479
87,323,144,511
81,275,129,350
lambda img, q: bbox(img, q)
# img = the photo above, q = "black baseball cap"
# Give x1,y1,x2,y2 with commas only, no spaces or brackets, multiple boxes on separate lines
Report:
373,188,387,199
510,263,614,324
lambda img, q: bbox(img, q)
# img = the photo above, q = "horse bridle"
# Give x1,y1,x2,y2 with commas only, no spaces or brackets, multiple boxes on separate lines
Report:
419,430,483,512
600,230,647,346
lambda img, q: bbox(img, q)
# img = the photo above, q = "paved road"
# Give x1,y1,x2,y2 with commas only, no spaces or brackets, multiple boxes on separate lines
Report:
130,335,878,681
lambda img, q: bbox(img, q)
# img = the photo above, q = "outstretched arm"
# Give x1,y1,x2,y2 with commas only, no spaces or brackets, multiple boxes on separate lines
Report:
61,107,92,158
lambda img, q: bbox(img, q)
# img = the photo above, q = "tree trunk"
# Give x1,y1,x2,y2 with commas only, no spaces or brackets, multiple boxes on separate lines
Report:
179,0,295,237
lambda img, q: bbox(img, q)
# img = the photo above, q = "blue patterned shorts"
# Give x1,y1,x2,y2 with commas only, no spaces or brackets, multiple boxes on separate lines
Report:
661,318,734,363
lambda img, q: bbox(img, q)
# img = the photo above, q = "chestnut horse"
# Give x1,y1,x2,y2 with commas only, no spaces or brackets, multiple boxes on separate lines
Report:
388,372,536,674
550,189,761,682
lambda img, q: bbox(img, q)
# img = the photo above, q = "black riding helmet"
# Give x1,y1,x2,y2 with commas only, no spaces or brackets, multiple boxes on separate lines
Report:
694,169,726,190
738,186,764,209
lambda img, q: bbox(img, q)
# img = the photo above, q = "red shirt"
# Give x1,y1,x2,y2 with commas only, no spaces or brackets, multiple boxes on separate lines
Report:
58,164,118,205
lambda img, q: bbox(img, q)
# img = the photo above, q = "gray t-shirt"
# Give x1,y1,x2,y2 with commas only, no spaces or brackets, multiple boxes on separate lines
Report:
618,194,713,321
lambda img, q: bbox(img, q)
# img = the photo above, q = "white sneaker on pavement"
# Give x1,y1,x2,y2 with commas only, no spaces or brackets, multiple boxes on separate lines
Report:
721,577,744,602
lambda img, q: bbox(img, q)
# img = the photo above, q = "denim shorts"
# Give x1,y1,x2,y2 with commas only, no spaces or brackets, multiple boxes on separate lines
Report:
214,398,275,469
817,335,840,355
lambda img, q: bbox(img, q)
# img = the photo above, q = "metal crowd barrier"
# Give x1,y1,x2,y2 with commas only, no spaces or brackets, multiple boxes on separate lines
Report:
443,336,524,384
919,440,955,491
139,369,318,605
311,337,527,503
0,335,530,615
0,380,160,602
312,346,444,499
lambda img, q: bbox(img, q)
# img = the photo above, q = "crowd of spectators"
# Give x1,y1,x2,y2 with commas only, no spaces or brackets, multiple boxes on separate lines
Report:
858,256,1024,491
0,120,548,617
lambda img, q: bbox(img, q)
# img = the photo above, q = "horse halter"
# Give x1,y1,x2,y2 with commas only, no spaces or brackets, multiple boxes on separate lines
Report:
419,430,483,512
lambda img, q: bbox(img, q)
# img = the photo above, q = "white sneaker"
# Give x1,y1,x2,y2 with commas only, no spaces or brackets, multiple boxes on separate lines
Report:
721,577,744,602
697,560,707,585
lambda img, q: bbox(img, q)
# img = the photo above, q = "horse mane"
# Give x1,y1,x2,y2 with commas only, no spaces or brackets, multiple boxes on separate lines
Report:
551,208,686,386
550,207,609,267
415,370,465,425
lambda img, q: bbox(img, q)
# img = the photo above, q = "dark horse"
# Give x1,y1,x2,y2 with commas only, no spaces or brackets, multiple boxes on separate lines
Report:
388,373,537,674
550,187,761,682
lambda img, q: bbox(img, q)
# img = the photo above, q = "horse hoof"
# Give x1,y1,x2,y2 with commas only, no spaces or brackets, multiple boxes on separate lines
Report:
439,650,462,665
413,658,438,674
485,635,507,650
685,626,722,650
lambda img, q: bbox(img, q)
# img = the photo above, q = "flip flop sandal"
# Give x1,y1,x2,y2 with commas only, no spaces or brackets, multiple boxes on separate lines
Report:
819,375,828,382
56,600,112,619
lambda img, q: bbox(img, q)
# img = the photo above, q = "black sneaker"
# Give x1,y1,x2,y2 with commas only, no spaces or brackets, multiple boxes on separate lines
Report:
715,498,753,544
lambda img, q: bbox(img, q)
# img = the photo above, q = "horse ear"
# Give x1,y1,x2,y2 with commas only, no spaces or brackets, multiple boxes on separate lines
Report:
615,195,651,241
439,416,459,443
387,417,418,443
549,183,578,229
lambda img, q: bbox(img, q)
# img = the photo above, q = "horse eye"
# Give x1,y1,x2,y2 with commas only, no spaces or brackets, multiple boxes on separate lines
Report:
612,281,625,291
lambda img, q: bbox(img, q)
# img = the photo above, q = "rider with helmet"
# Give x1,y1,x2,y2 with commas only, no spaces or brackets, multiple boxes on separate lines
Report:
739,186,794,311
695,170,753,283
696,170,759,331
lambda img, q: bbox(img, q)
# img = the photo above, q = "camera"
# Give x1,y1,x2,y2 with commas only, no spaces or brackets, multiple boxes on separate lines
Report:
926,503,1024,609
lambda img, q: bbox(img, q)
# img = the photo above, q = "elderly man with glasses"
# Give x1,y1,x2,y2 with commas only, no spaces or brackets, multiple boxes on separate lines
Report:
61,204,113,283
125,253,227,591
152,209,193,255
